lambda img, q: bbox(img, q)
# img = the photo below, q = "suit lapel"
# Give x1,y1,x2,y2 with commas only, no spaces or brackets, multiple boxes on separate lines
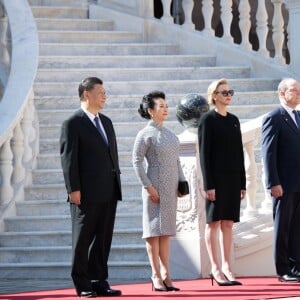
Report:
280,107,300,134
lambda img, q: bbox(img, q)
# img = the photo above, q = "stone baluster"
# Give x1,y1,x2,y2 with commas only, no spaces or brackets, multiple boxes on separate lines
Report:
27,93,39,167
271,0,285,64
242,140,258,219
202,0,214,36
256,0,269,57
238,0,251,50
259,160,273,214
220,0,233,42
161,0,173,23
182,0,194,29
11,122,25,186
21,104,34,185
0,137,14,206
282,0,300,75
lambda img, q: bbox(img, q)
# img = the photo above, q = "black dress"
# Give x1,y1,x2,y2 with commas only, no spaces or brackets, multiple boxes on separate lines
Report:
198,109,246,223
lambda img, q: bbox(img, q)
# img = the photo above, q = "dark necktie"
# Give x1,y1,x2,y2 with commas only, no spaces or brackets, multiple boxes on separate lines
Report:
293,110,300,129
94,116,109,145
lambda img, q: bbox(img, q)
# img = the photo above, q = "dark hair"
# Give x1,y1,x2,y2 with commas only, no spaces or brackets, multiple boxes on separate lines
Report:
138,90,166,119
78,77,103,101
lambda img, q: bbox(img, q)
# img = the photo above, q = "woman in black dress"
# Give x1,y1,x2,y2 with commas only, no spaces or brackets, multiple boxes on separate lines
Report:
198,78,246,286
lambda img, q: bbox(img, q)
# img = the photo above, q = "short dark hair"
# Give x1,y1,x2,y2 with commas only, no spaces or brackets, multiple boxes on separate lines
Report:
138,90,166,119
78,77,103,101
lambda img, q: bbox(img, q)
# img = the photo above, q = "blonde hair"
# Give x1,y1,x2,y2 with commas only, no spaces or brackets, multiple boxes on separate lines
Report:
207,78,228,105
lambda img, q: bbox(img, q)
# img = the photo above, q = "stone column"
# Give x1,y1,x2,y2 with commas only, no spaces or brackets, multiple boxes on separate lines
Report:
170,129,210,279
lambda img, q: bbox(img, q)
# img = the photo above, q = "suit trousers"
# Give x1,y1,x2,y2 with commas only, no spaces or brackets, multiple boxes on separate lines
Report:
273,192,300,275
70,187,118,293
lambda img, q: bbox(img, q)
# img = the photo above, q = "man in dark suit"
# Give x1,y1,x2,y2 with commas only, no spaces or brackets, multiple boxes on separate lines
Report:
262,78,300,282
60,77,122,297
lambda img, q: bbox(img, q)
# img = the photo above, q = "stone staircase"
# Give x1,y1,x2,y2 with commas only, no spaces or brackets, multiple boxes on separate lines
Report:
0,0,279,280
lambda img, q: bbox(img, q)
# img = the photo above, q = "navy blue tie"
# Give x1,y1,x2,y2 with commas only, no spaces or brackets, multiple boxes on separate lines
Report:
293,110,300,129
94,116,109,144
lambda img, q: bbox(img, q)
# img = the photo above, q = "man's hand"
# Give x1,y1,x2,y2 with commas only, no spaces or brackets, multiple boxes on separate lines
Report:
271,185,283,199
69,190,81,205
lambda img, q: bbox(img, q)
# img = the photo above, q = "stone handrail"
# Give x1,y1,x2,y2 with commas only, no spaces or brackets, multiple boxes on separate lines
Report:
0,0,39,222
156,0,300,77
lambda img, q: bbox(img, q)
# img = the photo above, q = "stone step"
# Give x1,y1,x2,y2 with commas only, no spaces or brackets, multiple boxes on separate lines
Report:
16,199,142,216
35,66,250,82
38,121,183,139
33,78,280,96
38,54,216,68
29,0,88,7
36,152,133,169
39,42,180,56
0,261,150,279
34,91,278,110
35,18,114,31
24,183,140,200
0,244,147,263
36,105,276,128
32,165,138,184
31,6,88,19
0,229,142,247
4,213,142,232
38,30,142,44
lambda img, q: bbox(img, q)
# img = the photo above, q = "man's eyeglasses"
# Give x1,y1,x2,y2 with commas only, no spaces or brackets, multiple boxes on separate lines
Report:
215,90,234,97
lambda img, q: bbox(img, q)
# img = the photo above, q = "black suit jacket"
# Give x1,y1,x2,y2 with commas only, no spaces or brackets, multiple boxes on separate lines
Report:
60,109,122,203
262,106,300,193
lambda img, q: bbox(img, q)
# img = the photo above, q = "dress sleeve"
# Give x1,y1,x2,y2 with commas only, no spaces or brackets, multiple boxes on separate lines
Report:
198,114,214,190
132,131,152,187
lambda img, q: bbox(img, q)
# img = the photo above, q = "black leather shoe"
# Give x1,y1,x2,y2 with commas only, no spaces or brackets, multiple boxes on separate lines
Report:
278,274,300,282
92,281,122,297
79,291,97,298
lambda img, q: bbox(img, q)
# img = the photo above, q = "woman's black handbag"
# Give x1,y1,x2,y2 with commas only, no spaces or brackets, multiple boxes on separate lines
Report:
178,181,189,195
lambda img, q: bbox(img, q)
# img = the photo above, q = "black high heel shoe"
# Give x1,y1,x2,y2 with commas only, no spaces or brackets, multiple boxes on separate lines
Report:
151,278,167,292
163,280,180,291
222,273,242,285
209,273,233,286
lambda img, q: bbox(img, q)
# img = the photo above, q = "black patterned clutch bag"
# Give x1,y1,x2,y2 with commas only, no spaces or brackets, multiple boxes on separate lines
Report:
178,181,189,195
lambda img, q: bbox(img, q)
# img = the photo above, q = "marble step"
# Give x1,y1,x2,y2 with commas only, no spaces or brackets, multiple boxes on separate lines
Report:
39,42,180,56
24,183,140,200
38,121,183,139
32,165,139,184
0,228,142,246
4,213,142,232
16,199,142,216
0,261,150,279
35,66,250,82
36,104,277,128
31,6,88,19
33,78,280,96
34,91,278,110
36,152,133,169
0,244,146,263
38,30,142,44
35,18,114,31
38,54,216,69
29,0,88,7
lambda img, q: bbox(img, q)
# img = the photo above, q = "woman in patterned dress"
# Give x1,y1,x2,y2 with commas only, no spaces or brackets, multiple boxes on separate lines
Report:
132,91,186,292
198,79,246,286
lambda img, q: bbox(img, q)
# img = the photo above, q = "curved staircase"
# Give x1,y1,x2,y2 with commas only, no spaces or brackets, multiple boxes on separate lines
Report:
0,0,279,280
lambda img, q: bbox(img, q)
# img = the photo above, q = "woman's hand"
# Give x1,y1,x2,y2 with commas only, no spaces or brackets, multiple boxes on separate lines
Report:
240,189,246,200
146,185,160,203
206,189,216,201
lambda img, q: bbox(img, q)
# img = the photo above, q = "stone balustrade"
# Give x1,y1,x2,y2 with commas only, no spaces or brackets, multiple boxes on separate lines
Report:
0,0,39,223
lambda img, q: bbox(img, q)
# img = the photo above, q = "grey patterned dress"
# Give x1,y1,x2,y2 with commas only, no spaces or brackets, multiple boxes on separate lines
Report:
132,120,186,239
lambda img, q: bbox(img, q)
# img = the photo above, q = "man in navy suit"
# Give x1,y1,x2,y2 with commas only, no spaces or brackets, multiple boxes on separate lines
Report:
262,78,300,282
60,77,122,297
